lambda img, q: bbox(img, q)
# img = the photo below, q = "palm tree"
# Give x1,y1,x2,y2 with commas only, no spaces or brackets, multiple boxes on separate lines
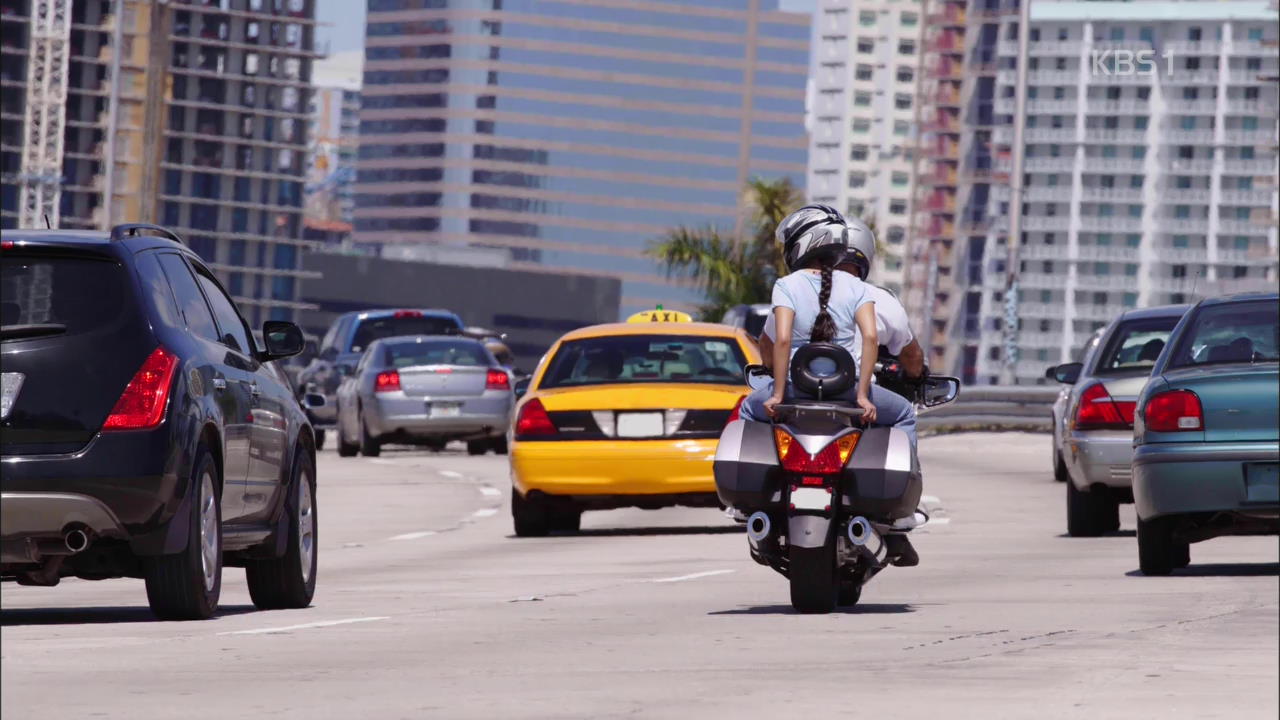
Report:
649,177,802,320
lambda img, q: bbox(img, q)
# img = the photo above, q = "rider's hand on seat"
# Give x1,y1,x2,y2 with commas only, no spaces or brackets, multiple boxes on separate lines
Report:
763,394,784,418
857,395,877,424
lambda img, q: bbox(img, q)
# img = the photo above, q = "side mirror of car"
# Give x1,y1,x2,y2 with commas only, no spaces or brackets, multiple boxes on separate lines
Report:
513,376,532,400
260,321,305,361
301,393,326,409
921,375,961,407
1051,362,1083,384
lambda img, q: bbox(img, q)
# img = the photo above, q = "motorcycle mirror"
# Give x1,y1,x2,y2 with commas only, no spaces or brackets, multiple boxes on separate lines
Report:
921,376,960,407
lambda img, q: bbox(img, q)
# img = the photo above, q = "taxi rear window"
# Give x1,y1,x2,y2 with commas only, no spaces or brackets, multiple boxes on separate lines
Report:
539,334,746,389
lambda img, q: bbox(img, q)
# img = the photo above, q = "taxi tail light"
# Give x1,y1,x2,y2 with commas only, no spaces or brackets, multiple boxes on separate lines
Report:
374,370,401,393
725,395,746,427
1075,382,1132,430
774,428,858,474
1144,389,1203,432
486,368,510,390
515,398,557,437
103,347,178,431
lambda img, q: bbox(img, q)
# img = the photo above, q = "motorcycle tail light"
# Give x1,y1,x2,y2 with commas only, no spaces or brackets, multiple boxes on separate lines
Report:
774,428,853,474
1075,382,1130,430
374,370,401,392
103,347,178,431
1144,389,1203,432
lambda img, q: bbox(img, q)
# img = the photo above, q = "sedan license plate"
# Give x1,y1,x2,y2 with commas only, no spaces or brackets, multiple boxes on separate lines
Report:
0,372,23,420
616,412,663,438
428,402,462,418
790,486,832,512
1244,463,1279,504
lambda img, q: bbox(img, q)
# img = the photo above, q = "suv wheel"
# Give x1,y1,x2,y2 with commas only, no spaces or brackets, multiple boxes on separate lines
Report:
359,412,381,457
145,447,222,620
1066,480,1118,537
246,450,318,609
1137,515,1178,576
511,488,549,537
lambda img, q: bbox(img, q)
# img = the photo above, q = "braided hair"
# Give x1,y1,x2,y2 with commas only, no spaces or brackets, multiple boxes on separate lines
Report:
810,261,837,343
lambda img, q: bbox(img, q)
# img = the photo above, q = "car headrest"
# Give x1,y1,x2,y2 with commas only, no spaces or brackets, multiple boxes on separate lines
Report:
1208,337,1253,363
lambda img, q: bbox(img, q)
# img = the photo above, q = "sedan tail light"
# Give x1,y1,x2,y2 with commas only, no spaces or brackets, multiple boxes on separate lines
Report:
374,370,401,393
774,427,859,474
1144,389,1203,432
103,347,178,431
485,368,510,390
515,398,556,437
1075,382,1134,430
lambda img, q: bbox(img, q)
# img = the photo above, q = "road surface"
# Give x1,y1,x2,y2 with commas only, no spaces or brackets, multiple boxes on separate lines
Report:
2,432,1276,719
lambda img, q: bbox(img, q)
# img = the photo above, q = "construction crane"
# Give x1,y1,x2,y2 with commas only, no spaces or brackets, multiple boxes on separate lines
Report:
18,0,72,229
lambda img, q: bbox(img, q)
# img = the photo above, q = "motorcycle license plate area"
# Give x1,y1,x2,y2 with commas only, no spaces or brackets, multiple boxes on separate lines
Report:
428,402,462,418
790,486,832,512
617,412,663,438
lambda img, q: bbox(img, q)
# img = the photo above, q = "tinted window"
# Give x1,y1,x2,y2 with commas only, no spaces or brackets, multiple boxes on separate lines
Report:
157,254,219,342
383,340,490,368
136,252,183,329
0,255,125,338
1094,317,1181,373
349,314,461,353
193,266,253,355
1171,300,1279,368
539,334,747,389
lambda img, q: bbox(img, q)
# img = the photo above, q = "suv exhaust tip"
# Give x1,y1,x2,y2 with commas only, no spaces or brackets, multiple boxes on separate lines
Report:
64,529,90,554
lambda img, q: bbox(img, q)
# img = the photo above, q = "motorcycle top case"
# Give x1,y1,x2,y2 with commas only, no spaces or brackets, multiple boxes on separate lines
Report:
713,420,921,521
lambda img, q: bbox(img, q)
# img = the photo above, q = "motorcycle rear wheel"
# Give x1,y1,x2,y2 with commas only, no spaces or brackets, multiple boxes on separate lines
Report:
789,543,838,614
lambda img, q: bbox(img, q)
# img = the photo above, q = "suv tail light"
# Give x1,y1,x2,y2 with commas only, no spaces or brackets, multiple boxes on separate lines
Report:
515,398,556,437
774,428,859,474
724,395,746,427
374,370,401,392
1144,389,1203,432
1075,382,1134,430
103,347,179,431
486,368,510,390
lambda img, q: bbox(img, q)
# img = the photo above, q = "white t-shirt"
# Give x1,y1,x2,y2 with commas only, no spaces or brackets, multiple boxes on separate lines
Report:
768,269,873,361
764,278,914,364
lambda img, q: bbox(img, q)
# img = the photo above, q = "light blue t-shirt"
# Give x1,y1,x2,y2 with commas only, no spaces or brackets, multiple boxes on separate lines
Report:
770,269,874,360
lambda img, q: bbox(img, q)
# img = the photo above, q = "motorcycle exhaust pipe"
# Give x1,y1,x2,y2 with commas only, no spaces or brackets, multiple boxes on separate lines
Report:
846,516,885,562
746,511,772,545
64,529,90,554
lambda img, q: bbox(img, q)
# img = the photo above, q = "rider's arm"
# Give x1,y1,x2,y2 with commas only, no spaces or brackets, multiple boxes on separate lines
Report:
769,307,794,402
898,338,925,379
854,303,878,407
759,332,775,370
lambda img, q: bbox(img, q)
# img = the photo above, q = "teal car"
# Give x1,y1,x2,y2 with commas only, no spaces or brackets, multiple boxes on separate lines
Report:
1131,293,1279,575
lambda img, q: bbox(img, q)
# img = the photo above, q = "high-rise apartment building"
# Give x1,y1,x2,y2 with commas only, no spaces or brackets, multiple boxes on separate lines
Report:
0,0,318,325
354,0,810,316
908,0,1279,385
807,0,924,295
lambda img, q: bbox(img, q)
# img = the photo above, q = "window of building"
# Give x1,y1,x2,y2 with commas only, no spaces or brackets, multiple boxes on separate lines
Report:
1243,116,1259,130
1101,146,1117,158
898,40,915,55
1106,87,1121,100
1055,57,1067,71
1172,264,1188,278
855,64,874,81
1172,235,1189,248
1099,204,1114,217
1128,205,1142,218
893,120,909,135
1053,86,1066,100
1175,205,1191,219
1058,28,1068,41
853,118,871,133
1137,87,1150,100
1139,27,1153,43
1134,116,1148,130
901,12,918,26
887,226,905,244
857,37,874,53
1109,27,1124,41
859,10,876,25
896,66,914,83
244,53,258,75
1097,233,1113,246
895,93,912,110
1126,234,1140,247
1188,27,1202,41
1130,176,1143,188
848,171,867,188
854,92,872,106
1246,58,1262,70
889,199,907,215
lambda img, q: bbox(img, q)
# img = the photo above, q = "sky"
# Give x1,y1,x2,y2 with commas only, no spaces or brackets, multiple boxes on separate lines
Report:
312,0,815,88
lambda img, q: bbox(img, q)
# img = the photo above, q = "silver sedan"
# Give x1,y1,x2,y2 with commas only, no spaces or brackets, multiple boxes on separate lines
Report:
1046,304,1189,536
334,335,514,457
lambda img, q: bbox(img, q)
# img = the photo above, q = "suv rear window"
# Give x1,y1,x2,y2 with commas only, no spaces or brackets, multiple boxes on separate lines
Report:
540,334,747,389
1094,317,1180,374
349,314,460,352
1,256,125,340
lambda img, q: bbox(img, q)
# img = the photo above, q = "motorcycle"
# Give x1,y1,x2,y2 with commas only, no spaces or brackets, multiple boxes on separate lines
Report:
713,343,960,613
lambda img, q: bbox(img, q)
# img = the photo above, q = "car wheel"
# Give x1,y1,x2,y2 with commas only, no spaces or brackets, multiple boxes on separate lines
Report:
491,436,509,455
145,446,222,620
1172,539,1191,569
511,488,549,537
246,450,318,610
1137,515,1177,576
314,428,326,451
466,439,489,456
359,412,381,457
424,437,447,453
1064,479,1116,535
1053,452,1069,483
549,506,581,534
336,418,359,457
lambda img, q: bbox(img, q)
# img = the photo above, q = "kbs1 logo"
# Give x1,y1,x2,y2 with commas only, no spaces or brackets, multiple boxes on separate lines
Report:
1091,49,1176,77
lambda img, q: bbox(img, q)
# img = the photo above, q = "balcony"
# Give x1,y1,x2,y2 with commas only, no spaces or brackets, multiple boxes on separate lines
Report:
1234,40,1277,57
1028,99,1079,114
1220,189,1274,206
1017,331,1064,348
1166,70,1219,85
1075,245,1142,262
1222,159,1277,175
1031,41,1082,57
1022,216,1071,232
1153,277,1198,293
929,30,962,53
1073,302,1129,321
1078,216,1143,233
1025,156,1075,172
927,62,963,80
932,88,961,108
1223,129,1276,146
1027,128,1079,144
922,114,960,134
1167,99,1218,115
1086,128,1147,144
921,167,958,186
1164,40,1222,55
1161,189,1211,204
1018,302,1059,317
1218,218,1270,235
926,5,966,27
1160,218,1209,234
1165,158,1214,174
1227,70,1267,84
1076,274,1137,291
1157,247,1209,263
1081,187,1144,203
1225,98,1279,115
1089,72,1153,86
1020,273,1070,289
923,192,956,213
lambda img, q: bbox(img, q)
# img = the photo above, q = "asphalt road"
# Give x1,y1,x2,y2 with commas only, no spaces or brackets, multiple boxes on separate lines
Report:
2,432,1277,719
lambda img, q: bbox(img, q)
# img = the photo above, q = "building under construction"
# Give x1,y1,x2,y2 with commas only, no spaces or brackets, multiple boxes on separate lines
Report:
1,0,319,325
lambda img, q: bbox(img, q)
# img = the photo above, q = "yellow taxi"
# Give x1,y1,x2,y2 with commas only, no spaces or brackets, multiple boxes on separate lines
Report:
509,309,761,535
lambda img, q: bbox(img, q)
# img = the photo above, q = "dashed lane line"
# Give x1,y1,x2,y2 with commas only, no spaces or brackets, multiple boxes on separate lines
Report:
650,569,736,583
217,616,389,636
388,531,438,541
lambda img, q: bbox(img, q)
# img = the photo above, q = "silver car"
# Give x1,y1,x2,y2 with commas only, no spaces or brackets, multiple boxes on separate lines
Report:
334,335,514,457
1047,304,1190,536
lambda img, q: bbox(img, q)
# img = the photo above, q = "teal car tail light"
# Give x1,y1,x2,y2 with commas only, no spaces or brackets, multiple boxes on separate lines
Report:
1144,389,1204,432
1075,382,1135,430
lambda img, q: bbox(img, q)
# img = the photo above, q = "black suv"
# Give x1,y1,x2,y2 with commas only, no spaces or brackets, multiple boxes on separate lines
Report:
1,225,320,620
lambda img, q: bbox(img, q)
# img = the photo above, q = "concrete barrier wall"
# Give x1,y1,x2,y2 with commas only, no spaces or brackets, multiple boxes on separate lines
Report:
917,385,1060,433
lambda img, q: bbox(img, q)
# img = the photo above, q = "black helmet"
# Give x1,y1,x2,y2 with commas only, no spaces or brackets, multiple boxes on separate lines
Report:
775,204,850,271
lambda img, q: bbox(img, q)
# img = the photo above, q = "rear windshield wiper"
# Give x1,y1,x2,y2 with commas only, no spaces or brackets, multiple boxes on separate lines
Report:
0,323,68,341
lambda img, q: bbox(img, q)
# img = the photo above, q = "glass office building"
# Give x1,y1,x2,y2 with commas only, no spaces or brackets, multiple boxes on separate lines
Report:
355,0,810,316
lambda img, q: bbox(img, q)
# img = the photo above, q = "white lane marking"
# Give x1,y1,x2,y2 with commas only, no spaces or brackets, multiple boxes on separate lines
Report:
651,569,736,584
478,486,501,497
471,508,499,518
371,459,398,466
929,517,951,525
218,616,389,636
438,470,463,478
921,495,941,505
388,530,437,541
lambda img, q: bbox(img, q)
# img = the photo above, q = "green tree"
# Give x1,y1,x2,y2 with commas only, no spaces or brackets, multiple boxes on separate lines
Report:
648,177,802,321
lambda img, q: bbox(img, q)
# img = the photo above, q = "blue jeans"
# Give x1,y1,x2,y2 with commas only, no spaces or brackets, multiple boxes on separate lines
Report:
739,379,917,447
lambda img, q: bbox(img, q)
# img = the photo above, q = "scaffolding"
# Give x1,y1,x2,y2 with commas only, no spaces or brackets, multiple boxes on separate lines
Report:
18,0,71,229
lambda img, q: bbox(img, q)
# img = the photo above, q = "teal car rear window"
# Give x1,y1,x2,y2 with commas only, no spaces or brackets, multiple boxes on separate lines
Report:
1171,300,1279,368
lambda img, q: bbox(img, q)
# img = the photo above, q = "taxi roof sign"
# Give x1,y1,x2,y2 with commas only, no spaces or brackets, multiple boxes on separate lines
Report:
627,308,692,324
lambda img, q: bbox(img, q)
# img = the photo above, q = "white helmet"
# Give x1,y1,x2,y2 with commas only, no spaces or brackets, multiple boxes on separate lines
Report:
776,204,849,271
839,216,877,280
